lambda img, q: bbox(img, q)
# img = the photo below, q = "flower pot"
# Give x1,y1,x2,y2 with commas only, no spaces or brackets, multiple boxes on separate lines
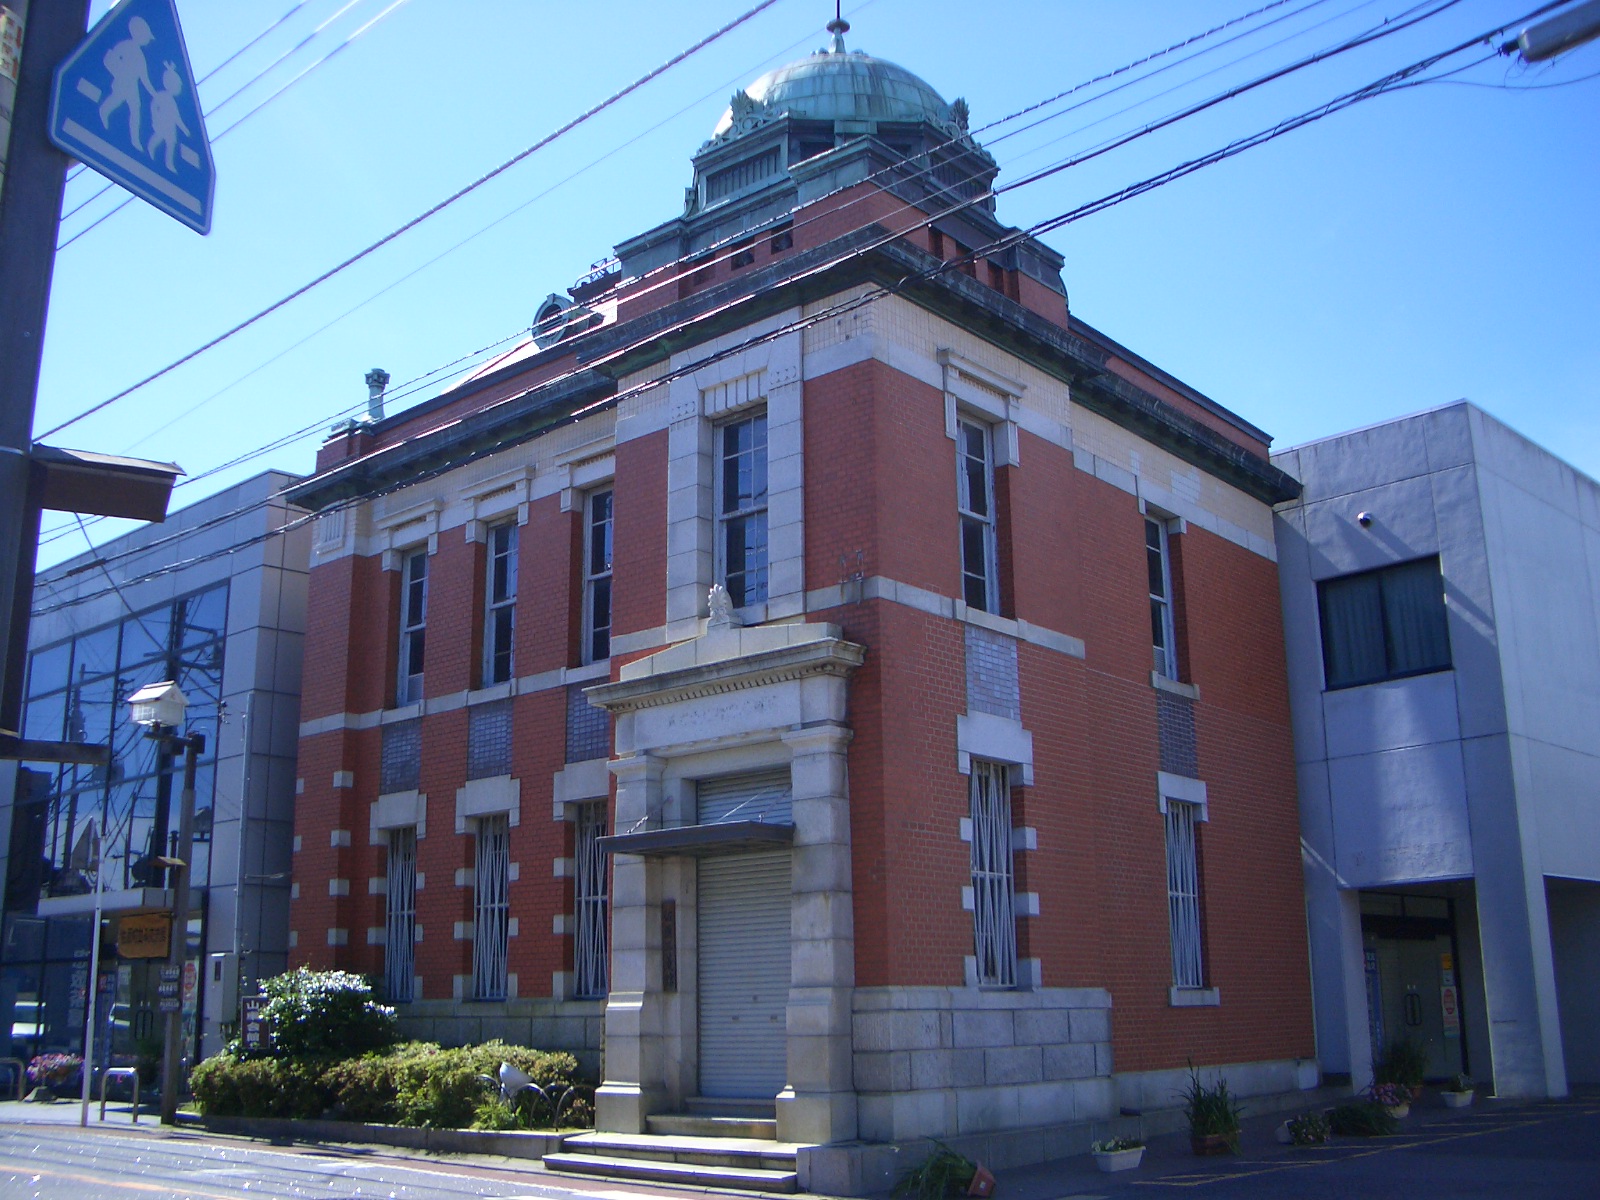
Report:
1442,1089,1474,1108
1274,1121,1292,1145
1093,1147,1144,1173
1384,1103,1410,1119
1191,1133,1234,1156
965,1164,996,1197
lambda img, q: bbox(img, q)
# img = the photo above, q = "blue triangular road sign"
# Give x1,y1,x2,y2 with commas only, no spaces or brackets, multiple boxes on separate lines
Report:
48,0,214,234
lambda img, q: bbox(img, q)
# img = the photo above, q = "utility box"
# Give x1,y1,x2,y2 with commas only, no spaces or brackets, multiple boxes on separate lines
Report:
205,952,238,1025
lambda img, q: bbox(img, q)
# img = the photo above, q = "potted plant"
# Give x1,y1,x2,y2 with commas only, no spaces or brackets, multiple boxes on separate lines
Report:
25,1053,83,1101
1090,1136,1145,1172
1441,1074,1475,1108
1181,1064,1243,1155
1370,1081,1410,1118
1275,1110,1331,1146
895,1141,996,1199
1375,1037,1428,1099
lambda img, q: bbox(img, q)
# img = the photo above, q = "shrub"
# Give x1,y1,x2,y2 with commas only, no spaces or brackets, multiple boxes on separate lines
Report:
894,1142,977,1200
1181,1063,1243,1149
1329,1101,1399,1137
189,1039,591,1130
248,968,398,1060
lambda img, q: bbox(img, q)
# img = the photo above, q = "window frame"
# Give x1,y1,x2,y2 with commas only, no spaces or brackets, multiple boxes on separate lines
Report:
1163,796,1206,993
396,547,428,707
482,521,517,687
715,409,769,609
582,488,614,664
1146,516,1179,680
572,800,610,999
1317,556,1452,691
956,416,999,613
472,814,510,1001
968,759,1018,989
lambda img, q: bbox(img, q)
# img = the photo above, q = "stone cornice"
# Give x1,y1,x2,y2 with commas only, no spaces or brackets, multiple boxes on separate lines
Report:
585,638,865,715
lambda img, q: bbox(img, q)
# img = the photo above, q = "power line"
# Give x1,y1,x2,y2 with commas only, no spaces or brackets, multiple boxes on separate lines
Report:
34,0,1479,560
40,0,1323,547
59,0,406,246
35,0,786,441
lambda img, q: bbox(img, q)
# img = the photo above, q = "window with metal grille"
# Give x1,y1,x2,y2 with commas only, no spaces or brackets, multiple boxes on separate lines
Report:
397,548,428,706
1165,799,1205,990
380,720,421,794
482,522,517,685
384,826,416,1002
957,418,998,612
584,490,613,663
466,700,511,780
573,801,609,998
717,411,768,608
473,815,510,1000
969,760,1017,988
1146,517,1178,679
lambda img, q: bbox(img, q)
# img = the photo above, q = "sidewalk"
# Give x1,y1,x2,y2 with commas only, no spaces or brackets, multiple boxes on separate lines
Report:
0,1093,154,1129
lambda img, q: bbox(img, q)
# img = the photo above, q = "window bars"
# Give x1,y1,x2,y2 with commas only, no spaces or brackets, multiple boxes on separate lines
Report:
397,548,428,706
573,801,609,998
1165,799,1205,990
473,815,510,1000
957,418,998,613
584,490,614,663
717,411,768,608
969,760,1017,988
384,827,417,1002
483,522,517,685
1146,517,1177,679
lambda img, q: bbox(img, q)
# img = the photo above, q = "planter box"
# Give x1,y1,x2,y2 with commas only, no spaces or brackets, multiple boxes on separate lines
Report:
1191,1132,1234,1156
1093,1147,1144,1173
1442,1090,1474,1108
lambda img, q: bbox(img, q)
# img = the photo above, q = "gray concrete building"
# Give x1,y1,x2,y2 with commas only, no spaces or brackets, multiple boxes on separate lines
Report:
0,470,307,1078
1274,402,1600,1098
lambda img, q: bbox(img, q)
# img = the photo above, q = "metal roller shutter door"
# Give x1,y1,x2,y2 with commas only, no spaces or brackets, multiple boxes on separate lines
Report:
698,848,792,1099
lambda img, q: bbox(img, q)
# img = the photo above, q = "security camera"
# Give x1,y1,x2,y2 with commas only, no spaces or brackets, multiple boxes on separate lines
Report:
1357,511,1373,527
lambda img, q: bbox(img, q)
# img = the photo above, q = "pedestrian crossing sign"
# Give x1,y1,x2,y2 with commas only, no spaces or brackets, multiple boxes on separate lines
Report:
47,0,214,234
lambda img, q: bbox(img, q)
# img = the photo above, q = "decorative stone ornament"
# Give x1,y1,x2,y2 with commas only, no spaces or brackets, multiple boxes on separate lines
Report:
707,582,741,628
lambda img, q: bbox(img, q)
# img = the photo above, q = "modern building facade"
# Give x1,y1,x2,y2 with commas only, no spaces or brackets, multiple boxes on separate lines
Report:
1275,402,1600,1099
0,471,308,1075
286,27,1317,1187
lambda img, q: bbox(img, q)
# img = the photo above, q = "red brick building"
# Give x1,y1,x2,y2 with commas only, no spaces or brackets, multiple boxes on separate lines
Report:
287,26,1313,1189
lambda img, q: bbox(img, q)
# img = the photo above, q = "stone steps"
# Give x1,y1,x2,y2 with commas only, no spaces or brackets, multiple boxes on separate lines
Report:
546,1130,801,1192
647,1112,778,1140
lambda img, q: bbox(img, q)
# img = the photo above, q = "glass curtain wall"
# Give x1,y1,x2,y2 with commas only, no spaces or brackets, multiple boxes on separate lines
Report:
1,584,228,1069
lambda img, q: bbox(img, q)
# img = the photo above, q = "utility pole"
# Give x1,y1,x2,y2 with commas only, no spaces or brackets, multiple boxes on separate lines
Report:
0,0,89,729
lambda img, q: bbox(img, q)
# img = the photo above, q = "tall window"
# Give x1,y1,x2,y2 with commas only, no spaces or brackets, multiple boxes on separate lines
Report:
473,815,510,1000
717,412,768,607
482,522,517,686
397,548,428,706
969,760,1017,989
1146,517,1178,679
1319,557,1451,690
573,801,609,998
957,418,997,612
584,490,613,662
1165,799,1205,990
384,827,416,1002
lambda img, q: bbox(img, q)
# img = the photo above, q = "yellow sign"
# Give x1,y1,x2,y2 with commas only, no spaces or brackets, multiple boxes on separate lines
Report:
117,914,171,959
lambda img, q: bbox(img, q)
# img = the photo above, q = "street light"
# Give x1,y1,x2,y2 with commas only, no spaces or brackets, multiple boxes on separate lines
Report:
127,682,205,1126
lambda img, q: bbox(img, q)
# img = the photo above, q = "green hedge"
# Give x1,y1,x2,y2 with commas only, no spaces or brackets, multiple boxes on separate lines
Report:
190,1040,592,1129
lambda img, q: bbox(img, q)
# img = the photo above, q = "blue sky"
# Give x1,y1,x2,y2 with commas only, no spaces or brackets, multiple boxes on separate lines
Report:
32,0,1599,566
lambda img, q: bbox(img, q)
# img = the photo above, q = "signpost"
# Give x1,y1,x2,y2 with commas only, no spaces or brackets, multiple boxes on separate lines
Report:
240,995,268,1053
46,0,213,233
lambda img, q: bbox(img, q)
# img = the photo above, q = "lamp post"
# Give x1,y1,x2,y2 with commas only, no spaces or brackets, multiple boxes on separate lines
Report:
127,682,205,1126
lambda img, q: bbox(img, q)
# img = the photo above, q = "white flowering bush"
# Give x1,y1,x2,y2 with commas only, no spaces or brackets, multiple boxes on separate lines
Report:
249,967,398,1059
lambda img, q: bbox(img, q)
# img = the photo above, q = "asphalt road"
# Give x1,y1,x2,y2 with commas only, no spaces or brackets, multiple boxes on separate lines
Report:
0,1125,620,1200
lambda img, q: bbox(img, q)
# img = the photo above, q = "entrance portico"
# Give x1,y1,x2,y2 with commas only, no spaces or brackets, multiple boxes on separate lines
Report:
585,617,864,1146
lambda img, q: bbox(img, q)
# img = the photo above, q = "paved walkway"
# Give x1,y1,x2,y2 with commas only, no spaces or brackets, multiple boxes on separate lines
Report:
2,1087,1597,1197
